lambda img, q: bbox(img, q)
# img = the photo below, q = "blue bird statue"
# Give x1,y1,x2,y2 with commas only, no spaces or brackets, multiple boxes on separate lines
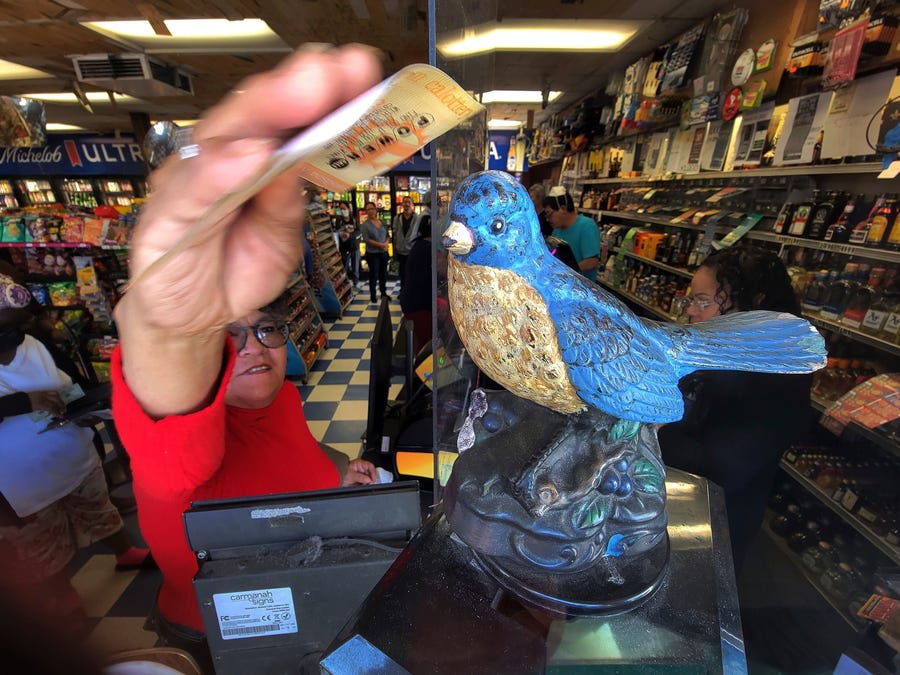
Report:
442,170,826,427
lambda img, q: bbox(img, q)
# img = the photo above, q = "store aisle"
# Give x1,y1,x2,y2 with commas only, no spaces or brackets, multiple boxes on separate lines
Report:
68,281,404,660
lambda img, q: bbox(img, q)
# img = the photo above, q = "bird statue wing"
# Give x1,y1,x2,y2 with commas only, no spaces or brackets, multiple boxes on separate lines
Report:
541,264,686,422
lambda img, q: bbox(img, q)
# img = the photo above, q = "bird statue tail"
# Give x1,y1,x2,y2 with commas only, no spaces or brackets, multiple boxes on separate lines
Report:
661,310,826,379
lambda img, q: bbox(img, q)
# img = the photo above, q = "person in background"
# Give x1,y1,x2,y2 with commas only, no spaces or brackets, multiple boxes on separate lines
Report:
361,200,390,303
393,196,419,292
543,186,601,281
398,215,432,353
111,45,381,670
0,275,149,632
336,201,361,287
658,245,812,569
528,183,552,238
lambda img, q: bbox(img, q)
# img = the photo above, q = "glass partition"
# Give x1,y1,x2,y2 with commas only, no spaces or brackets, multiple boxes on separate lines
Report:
430,0,492,502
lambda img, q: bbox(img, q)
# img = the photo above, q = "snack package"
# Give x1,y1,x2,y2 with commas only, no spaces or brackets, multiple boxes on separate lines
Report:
25,215,49,243
1,215,25,243
48,280,78,307
91,361,111,383
61,216,84,243
82,217,105,246
27,283,49,305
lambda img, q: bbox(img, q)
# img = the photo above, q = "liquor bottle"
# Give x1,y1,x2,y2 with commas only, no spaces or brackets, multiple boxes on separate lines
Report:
878,289,900,343
788,191,817,237
864,194,897,247
801,270,829,313
773,202,794,235
842,269,881,329
848,194,886,245
820,264,859,321
823,194,860,243
807,191,844,240
884,207,900,250
861,283,895,335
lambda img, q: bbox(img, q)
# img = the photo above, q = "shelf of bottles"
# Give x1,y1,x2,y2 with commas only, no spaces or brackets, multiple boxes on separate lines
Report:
596,277,678,322
778,455,900,565
579,162,884,186
597,180,900,357
0,179,18,209
16,179,57,205
764,439,900,630
60,178,98,208
97,179,135,208
308,206,352,317
761,521,865,633
355,176,392,227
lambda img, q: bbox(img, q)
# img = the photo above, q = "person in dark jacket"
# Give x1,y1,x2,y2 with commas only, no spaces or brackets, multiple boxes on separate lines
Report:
658,245,813,570
398,215,432,353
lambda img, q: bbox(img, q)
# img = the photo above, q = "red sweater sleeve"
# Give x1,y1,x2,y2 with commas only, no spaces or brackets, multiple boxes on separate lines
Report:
111,343,234,501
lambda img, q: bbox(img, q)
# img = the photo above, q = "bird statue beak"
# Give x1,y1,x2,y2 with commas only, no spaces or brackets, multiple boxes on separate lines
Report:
442,221,473,254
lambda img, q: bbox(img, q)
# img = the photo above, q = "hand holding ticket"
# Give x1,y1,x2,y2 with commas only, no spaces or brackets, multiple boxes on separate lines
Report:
133,61,482,290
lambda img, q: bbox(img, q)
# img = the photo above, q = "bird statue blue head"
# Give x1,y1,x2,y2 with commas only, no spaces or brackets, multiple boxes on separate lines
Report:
442,171,553,272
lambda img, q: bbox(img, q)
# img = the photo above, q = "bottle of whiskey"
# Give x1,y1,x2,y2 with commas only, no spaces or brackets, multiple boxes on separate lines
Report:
788,191,818,237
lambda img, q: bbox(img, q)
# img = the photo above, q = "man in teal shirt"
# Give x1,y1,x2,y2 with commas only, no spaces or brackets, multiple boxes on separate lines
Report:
544,187,601,281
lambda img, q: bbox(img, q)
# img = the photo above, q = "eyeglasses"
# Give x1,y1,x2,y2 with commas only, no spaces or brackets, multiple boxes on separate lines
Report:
687,297,716,310
226,320,289,352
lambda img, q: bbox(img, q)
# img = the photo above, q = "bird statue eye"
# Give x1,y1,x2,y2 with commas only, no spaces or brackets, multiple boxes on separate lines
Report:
490,219,505,234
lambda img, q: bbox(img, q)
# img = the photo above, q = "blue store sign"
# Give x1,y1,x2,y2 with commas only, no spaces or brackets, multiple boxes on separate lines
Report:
394,143,431,172
0,133,145,176
487,130,530,173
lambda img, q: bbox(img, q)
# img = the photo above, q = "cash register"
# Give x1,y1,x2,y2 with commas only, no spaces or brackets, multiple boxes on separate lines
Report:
183,481,421,675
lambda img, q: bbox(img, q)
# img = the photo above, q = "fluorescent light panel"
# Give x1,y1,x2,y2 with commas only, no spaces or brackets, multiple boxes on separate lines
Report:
487,119,524,130
438,19,644,57
482,90,561,104
22,92,141,103
0,59,53,80
81,19,289,53
47,123,88,131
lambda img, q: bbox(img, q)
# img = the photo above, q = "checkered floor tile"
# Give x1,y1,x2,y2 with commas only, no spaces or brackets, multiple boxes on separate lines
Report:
66,280,406,659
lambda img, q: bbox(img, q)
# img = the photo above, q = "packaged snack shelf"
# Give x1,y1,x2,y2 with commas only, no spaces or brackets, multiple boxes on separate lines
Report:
307,204,352,318
283,269,327,382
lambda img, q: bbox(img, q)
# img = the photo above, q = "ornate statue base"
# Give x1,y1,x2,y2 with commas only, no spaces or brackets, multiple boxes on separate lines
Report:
443,390,669,616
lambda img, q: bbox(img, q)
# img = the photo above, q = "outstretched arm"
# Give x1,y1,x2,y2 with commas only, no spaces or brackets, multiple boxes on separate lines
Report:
116,46,381,419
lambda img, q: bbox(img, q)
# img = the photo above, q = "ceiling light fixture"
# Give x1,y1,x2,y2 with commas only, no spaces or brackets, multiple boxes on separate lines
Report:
46,123,88,131
487,119,524,130
81,18,289,53
22,92,141,104
0,59,54,80
481,90,561,104
438,19,645,57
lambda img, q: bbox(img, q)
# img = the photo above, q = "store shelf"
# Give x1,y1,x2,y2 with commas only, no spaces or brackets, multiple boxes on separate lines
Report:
580,162,882,186
805,314,900,358
752,232,900,264
810,394,900,460
779,460,900,565
618,250,693,279
596,278,675,321
0,242,91,248
761,521,864,633
600,210,900,264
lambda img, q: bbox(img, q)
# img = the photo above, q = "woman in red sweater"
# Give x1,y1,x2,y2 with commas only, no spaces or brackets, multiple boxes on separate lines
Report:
111,45,382,669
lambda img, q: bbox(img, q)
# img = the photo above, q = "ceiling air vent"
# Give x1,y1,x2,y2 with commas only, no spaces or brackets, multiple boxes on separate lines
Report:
70,53,193,97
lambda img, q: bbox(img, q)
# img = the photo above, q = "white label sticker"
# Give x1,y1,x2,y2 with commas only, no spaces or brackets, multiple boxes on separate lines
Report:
213,587,298,641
